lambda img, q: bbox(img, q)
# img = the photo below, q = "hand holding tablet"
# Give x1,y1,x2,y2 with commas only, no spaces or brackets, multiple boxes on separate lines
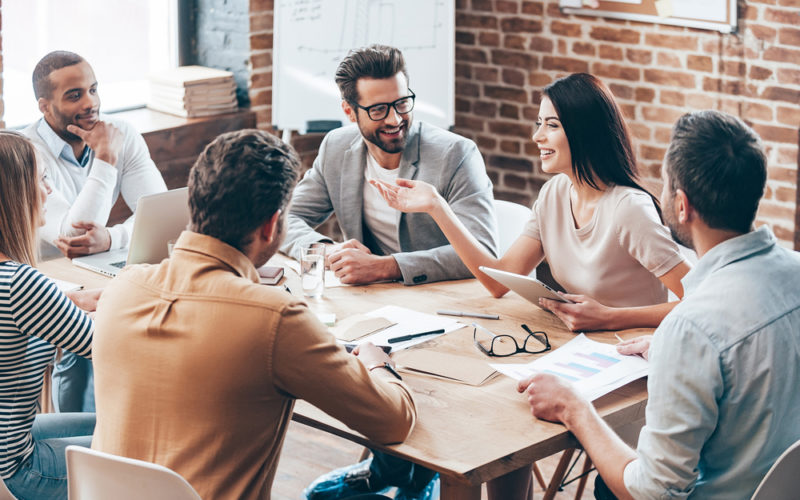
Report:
479,266,574,309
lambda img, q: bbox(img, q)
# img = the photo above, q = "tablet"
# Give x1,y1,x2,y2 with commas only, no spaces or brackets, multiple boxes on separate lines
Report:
479,266,574,308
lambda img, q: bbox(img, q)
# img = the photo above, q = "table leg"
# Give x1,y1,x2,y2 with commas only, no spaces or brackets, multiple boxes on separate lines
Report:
440,475,480,500
543,448,576,500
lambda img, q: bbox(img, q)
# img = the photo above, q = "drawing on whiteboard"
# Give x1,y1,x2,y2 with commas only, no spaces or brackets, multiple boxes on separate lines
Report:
274,0,454,132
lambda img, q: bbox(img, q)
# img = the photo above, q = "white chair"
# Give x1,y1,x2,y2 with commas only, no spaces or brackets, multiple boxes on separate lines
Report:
0,479,18,500
493,199,532,258
751,438,800,500
66,445,201,500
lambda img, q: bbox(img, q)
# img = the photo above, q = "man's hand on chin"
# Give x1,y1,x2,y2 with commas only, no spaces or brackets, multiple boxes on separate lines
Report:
67,121,123,166
327,244,401,284
55,221,112,258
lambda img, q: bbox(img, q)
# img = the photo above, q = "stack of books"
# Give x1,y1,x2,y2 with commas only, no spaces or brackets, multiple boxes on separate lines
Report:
147,66,238,118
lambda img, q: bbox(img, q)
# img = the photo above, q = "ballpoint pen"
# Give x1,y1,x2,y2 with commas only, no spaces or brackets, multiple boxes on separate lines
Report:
387,328,446,344
436,310,499,320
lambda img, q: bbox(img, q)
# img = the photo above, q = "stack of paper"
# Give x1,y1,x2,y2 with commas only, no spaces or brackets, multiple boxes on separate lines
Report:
491,334,649,401
147,66,238,118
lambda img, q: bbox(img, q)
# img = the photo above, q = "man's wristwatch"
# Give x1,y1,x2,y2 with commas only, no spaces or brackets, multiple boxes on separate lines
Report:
368,361,403,381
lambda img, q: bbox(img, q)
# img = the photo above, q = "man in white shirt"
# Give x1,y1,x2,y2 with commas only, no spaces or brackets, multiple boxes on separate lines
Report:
22,51,167,413
23,50,166,259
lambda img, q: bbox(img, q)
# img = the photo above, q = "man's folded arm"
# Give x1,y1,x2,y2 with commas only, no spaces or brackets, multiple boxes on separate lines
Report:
40,155,117,242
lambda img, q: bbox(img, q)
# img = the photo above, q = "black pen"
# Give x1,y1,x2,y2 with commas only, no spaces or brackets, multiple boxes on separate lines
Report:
387,328,445,344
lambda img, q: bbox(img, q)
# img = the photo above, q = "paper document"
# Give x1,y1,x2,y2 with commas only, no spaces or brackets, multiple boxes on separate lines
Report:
52,278,83,293
347,305,464,351
491,334,648,401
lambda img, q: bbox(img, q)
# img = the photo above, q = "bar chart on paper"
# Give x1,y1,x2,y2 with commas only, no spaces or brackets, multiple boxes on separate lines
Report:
491,334,649,400
549,352,621,381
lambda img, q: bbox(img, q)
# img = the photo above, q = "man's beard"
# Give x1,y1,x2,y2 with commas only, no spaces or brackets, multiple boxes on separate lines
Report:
358,118,411,154
51,107,86,143
254,214,286,268
664,196,694,249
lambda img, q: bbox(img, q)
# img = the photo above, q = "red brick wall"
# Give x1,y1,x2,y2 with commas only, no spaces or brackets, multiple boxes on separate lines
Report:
248,1,800,247
0,0,4,129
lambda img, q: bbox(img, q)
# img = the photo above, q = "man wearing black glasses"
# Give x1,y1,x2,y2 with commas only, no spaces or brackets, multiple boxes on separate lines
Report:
281,44,497,287
293,44,497,500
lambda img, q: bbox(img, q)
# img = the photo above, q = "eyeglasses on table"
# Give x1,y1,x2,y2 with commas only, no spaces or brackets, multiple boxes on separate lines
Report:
473,323,551,357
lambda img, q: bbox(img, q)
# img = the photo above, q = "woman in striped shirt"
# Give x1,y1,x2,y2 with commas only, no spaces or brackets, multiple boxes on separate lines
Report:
0,131,95,499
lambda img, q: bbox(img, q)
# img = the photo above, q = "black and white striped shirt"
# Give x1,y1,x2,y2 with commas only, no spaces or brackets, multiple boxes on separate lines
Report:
0,261,92,479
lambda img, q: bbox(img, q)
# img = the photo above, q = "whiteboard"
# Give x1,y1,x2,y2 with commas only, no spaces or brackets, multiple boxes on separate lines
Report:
559,0,737,33
273,0,455,133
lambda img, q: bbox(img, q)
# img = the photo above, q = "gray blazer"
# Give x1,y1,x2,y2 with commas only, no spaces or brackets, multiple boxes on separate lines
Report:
282,121,498,285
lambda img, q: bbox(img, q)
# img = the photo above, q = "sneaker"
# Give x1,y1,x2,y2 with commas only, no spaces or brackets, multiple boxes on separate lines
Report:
395,473,439,500
304,458,391,500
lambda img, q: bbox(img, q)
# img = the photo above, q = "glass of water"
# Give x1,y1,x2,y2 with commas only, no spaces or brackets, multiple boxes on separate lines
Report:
301,243,325,298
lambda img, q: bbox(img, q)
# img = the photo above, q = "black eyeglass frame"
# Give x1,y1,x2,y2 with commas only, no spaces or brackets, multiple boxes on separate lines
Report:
351,89,416,121
472,323,551,358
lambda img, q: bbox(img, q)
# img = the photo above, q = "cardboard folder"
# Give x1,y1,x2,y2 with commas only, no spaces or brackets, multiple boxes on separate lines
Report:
393,350,497,386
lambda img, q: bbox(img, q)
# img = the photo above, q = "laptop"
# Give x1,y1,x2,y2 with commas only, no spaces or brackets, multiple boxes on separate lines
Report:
72,188,190,277
479,266,574,310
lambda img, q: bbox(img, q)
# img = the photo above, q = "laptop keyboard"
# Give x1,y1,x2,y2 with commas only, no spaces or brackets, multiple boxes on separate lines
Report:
110,260,127,269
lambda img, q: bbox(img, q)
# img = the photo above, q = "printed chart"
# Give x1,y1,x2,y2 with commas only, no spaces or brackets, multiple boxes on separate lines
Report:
491,334,649,401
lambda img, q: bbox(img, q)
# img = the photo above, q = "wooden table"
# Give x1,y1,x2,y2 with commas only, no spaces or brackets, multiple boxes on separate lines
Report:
37,256,649,500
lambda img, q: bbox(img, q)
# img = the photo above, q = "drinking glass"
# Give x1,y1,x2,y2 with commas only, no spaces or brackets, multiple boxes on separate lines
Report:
301,243,325,298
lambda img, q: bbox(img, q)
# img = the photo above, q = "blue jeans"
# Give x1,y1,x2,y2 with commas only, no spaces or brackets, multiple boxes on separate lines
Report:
52,352,95,412
594,475,618,500
369,450,436,493
4,413,95,500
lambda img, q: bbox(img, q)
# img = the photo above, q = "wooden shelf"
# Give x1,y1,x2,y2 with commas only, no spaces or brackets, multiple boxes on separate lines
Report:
108,107,257,225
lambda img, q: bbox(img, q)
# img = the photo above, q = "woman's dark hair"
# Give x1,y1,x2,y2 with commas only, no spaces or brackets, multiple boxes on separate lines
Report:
543,73,657,210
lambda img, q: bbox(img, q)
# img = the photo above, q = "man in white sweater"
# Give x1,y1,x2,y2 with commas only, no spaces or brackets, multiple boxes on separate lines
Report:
23,50,166,259
22,51,166,413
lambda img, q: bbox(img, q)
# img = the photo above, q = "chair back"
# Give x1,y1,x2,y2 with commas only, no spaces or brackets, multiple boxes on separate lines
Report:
751,439,800,500
66,445,201,500
493,199,532,257
0,479,17,500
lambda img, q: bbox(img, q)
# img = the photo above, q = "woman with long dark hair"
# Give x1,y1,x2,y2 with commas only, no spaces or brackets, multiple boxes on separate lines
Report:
373,73,690,332
0,131,95,499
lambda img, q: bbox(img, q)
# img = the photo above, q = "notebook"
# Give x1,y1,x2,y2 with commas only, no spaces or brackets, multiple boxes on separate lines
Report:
72,188,189,277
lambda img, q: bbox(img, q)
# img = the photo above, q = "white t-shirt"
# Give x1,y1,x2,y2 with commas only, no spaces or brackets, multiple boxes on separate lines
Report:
522,174,685,307
362,153,401,255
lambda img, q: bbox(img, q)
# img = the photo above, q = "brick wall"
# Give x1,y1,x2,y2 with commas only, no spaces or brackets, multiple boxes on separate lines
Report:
195,0,252,107
249,0,274,134
249,0,800,248
0,0,4,129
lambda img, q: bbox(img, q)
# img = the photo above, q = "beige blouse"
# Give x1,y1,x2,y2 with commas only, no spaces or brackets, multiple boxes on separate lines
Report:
523,174,685,307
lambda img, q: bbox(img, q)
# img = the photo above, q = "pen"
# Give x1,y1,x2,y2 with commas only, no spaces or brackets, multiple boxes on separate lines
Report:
436,310,499,320
387,328,446,344
614,333,624,343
